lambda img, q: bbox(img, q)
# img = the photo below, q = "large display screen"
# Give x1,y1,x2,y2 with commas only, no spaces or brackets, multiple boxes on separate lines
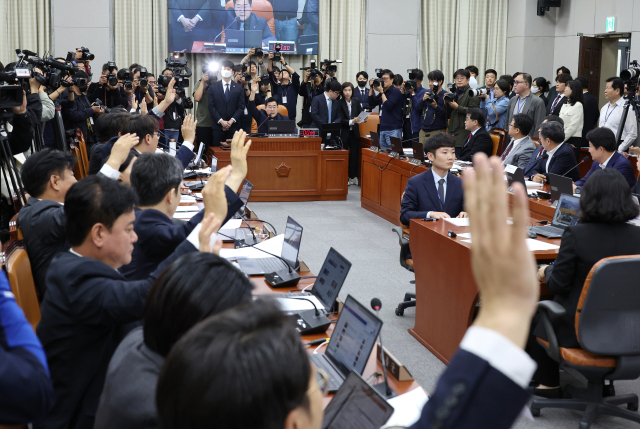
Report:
168,0,319,55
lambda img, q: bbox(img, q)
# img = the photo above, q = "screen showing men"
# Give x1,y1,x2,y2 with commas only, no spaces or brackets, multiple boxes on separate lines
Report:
168,0,319,54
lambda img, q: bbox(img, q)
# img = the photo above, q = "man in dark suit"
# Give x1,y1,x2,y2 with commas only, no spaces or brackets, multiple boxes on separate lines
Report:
506,73,546,138
530,121,580,183
224,0,276,46
576,76,600,147
155,153,539,429
168,0,224,52
248,80,289,133
575,127,636,189
401,133,467,257
546,66,571,110
458,108,493,161
310,80,343,129
208,60,246,147
355,71,371,110
35,176,222,429
522,115,565,178
547,74,572,116
18,137,139,300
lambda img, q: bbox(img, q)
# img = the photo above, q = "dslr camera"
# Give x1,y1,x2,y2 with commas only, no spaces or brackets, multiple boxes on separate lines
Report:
118,69,134,91
137,67,149,88
202,62,219,84
443,92,457,103
407,69,420,80
371,68,384,88
468,87,489,97
253,47,264,58
404,79,417,92
273,43,282,62
105,61,118,86
77,46,95,61
241,64,251,81
93,98,111,114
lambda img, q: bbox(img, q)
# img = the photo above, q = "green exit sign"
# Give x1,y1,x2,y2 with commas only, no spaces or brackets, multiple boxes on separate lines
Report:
606,16,616,32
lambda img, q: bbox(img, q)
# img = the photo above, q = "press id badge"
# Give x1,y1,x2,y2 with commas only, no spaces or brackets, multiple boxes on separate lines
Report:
211,156,218,172
282,95,288,104
172,112,177,121
89,117,94,125
244,108,248,115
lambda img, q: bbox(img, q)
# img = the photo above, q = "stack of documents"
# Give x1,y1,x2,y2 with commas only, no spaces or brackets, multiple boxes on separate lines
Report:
219,234,284,260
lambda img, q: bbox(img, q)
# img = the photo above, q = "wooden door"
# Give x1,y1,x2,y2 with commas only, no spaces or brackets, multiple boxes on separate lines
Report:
578,37,602,106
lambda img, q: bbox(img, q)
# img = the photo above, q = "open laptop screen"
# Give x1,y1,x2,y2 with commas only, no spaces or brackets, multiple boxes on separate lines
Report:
313,248,352,311
238,180,253,207
552,194,580,228
326,295,383,376
281,216,303,269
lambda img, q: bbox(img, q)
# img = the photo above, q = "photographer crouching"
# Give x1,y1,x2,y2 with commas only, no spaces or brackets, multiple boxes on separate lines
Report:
368,69,404,151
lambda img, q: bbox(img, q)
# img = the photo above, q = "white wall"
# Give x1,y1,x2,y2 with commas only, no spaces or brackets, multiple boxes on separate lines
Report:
52,0,113,81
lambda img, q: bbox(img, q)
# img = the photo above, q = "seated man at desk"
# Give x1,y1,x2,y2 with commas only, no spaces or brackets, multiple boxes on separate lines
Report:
522,115,564,178
529,120,580,183
574,127,636,190
247,79,289,133
502,113,536,170
457,108,493,162
401,134,467,254
224,0,276,47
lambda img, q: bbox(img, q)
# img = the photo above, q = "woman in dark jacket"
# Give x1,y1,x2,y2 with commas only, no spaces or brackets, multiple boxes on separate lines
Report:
339,82,364,185
528,168,640,397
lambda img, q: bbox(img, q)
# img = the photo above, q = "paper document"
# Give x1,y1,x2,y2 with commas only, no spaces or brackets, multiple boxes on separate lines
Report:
221,219,242,230
219,234,285,260
357,111,371,122
175,206,200,212
525,239,560,252
525,180,543,188
382,387,429,428
443,218,470,227
180,195,196,203
456,233,472,239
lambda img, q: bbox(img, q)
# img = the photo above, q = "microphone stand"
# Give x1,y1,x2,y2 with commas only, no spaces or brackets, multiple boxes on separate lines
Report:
371,302,397,399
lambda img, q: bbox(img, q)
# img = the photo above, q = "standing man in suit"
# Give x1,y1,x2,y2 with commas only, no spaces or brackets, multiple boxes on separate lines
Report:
446,69,480,156
547,73,571,116
502,113,536,170
225,0,276,47
530,121,580,183
208,60,246,147
368,69,405,151
574,127,636,189
458,108,493,162
506,73,546,138
355,71,371,111
546,66,571,110
575,76,600,148
310,80,342,129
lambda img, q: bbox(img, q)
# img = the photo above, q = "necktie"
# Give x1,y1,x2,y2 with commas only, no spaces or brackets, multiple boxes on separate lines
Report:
328,99,332,123
551,94,561,112
501,139,515,162
225,83,230,101
464,133,474,148
437,178,445,209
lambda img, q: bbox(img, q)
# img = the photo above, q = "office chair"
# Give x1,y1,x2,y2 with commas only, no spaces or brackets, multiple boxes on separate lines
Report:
392,225,415,316
2,239,41,330
532,255,640,428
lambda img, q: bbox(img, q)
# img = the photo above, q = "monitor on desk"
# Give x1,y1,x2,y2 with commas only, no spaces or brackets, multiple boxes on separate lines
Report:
390,136,404,156
411,141,424,162
268,120,296,136
322,123,343,146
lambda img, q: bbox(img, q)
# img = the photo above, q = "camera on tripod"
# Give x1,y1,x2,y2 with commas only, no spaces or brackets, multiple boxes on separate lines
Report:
616,60,640,146
468,87,490,97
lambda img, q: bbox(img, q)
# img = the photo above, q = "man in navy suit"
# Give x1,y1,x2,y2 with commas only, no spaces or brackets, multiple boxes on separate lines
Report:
575,127,636,189
458,108,494,162
208,60,246,147
247,80,289,133
522,115,565,179
355,71,371,110
155,153,539,429
310,80,343,129
224,0,276,46
530,121,580,183
35,176,222,429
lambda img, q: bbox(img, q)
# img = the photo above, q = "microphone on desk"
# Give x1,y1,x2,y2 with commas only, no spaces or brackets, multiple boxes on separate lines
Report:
561,156,590,178
290,297,331,335
370,298,397,399
241,219,259,245
248,243,301,288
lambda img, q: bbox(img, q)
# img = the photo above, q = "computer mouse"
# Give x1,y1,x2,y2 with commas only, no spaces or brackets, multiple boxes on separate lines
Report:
528,230,537,239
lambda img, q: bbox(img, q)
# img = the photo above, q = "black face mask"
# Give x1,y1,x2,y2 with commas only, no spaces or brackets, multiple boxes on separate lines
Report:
357,81,367,88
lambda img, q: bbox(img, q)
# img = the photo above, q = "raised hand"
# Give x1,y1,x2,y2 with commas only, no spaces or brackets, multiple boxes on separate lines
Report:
202,165,233,226
198,213,223,254
226,130,251,191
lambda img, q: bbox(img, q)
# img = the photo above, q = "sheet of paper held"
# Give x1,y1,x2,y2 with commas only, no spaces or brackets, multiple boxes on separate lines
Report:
459,235,560,251
219,234,285,260
382,387,429,428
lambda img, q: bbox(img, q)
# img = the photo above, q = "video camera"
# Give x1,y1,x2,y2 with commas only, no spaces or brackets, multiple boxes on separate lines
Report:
300,59,320,80
621,61,640,98
321,59,342,74
158,55,194,109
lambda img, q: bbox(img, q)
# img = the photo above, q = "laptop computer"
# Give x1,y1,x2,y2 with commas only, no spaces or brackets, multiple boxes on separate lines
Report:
308,295,383,393
224,29,262,53
548,173,574,202
530,193,580,238
268,120,296,136
279,248,352,315
389,136,405,157
370,131,381,149
237,216,303,275
321,371,394,429
233,179,254,219
411,141,425,163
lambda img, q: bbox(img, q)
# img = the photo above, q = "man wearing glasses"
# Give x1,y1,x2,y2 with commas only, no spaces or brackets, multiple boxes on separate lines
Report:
506,73,546,138
225,0,276,47
247,79,289,133
446,69,480,156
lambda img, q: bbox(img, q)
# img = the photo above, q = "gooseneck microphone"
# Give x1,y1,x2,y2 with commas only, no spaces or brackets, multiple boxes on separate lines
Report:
561,156,590,178
370,298,397,398
213,18,237,42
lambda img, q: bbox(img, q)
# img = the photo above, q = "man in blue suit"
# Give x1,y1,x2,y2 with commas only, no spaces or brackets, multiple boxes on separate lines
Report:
522,115,564,179
575,127,637,189
530,121,580,183
310,80,343,129
224,0,276,46
208,60,246,147
155,153,539,429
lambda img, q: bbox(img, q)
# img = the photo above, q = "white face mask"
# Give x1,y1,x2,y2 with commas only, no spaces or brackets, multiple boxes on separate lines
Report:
531,86,541,94
221,69,232,79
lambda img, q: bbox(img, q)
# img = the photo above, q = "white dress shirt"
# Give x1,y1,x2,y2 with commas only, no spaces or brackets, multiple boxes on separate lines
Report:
545,142,564,172
599,97,638,152
600,152,615,168
426,169,447,218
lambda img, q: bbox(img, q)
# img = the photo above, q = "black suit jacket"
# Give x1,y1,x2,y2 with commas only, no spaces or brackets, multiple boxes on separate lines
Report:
36,240,197,429
207,80,246,130
223,10,276,45
530,142,580,182
582,92,600,146
534,223,640,348
458,128,493,162
310,93,342,129
17,198,68,300
547,95,567,116
339,98,363,140
354,87,371,110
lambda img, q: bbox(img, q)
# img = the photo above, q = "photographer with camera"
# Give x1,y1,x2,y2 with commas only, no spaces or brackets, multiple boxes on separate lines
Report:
268,52,300,121
446,69,480,155
298,66,323,127
368,69,404,151
255,77,272,106
241,48,268,81
160,69,185,145
88,62,123,109
481,79,510,131
3,62,44,131
193,65,218,151
60,70,104,150
404,69,427,142
207,60,245,147
478,68,498,109
414,70,449,144
133,67,155,106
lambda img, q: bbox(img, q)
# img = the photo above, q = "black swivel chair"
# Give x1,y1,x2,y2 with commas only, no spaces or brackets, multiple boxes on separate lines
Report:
392,225,415,316
532,255,640,428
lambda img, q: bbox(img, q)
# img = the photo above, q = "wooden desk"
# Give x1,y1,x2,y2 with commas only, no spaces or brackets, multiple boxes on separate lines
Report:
409,215,560,364
360,147,429,225
208,137,349,202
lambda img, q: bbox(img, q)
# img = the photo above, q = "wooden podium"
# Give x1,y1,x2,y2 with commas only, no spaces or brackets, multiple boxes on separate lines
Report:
209,137,348,202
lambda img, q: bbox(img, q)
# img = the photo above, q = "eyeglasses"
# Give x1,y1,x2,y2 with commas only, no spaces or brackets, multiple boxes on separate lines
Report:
307,368,330,397
514,80,525,85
